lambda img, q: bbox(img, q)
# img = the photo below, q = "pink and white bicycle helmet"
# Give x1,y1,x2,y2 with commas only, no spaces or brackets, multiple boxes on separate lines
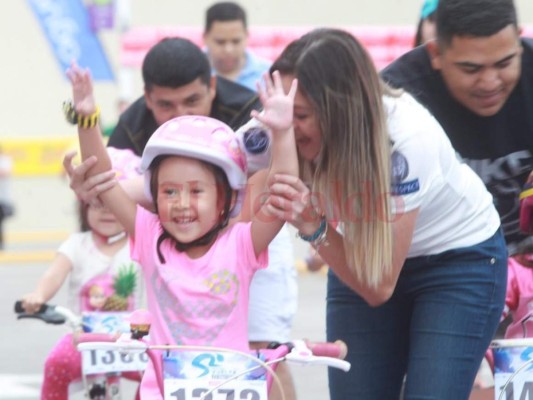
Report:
141,116,248,217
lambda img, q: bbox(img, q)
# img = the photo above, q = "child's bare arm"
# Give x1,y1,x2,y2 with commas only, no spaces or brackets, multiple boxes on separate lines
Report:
21,253,72,313
65,63,137,236
248,72,299,255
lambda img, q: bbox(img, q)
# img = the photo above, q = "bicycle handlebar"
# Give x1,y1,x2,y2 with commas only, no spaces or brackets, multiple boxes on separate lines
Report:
285,340,351,372
305,339,348,359
14,301,81,329
15,302,351,372
76,335,351,372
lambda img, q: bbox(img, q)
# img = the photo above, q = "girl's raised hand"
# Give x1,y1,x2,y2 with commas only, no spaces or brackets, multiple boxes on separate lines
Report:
65,62,97,116
251,70,297,132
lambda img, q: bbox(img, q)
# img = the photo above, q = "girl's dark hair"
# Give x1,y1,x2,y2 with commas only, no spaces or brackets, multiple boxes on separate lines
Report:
436,0,518,47
149,155,234,263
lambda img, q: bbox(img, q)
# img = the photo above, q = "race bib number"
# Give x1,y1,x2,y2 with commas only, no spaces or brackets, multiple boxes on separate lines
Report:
163,351,268,400
494,373,533,400
81,349,149,374
494,346,533,400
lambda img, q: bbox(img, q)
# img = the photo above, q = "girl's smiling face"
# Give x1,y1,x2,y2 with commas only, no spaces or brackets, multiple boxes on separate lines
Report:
156,156,223,255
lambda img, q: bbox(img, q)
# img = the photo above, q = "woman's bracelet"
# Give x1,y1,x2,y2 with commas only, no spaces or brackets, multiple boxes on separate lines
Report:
297,217,330,250
63,100,100,128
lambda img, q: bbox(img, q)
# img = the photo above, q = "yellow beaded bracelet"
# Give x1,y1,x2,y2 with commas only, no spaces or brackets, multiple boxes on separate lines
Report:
62,100,100,128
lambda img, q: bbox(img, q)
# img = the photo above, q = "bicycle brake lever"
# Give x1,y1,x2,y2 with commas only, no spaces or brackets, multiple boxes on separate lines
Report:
284,351,351,371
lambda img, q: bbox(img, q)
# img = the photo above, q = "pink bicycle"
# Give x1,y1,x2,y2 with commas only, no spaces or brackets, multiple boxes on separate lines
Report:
14,301,145,400
77,309,351,400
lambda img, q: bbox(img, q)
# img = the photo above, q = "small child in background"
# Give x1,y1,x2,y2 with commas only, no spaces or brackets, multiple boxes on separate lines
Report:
413,0,438,47
21,147,144,399
477,253,533,389
65,62,298,398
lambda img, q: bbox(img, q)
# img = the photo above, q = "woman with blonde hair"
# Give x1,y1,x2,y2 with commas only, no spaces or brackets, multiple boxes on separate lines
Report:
267,28,507,399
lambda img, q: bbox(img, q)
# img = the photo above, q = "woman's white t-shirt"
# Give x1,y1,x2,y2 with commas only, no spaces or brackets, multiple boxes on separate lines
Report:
384,93,501,257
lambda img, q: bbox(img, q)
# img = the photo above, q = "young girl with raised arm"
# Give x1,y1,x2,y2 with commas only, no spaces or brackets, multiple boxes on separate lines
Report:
65,63,298,398
21,147,144,399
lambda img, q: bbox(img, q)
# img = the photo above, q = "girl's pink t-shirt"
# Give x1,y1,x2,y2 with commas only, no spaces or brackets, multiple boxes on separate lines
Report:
131,206,268,398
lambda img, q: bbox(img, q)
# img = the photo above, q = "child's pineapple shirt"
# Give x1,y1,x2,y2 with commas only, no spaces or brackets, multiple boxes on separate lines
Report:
131,206,268,399
57,231,143,314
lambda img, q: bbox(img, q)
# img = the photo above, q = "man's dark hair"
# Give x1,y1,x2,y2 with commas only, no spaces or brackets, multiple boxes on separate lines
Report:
205,2,247,33
436,0,518,47
142,37,211,92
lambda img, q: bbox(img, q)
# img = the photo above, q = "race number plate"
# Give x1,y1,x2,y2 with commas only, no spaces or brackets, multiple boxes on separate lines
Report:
81,348,149,374
494,346,533,400
80,312,149,374
163,351,268,400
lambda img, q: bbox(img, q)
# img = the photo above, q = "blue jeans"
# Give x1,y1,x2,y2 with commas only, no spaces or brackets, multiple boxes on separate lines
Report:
326,228,507,400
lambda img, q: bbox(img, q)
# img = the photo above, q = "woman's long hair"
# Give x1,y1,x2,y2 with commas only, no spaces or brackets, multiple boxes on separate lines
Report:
294,29,394,287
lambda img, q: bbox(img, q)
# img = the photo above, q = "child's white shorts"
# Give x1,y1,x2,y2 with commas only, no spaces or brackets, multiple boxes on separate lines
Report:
248,225,298,343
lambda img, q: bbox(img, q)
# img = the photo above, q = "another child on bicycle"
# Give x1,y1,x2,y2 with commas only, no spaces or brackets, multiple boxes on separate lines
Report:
65,62,298,398
500,253,533,339
21,147,145,399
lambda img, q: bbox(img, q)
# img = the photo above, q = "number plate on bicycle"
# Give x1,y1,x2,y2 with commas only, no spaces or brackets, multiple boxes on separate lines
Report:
163,351,268,400
81,349,149,374
493,344,533,400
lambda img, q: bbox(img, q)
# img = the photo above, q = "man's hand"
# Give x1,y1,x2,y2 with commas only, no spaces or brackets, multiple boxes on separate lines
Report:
63,150,116,205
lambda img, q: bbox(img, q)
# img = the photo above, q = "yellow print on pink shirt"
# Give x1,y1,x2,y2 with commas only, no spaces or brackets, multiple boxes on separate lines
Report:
150,267,240,345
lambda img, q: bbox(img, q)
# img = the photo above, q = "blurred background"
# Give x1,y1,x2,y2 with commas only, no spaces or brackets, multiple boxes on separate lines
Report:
1,1,532,398
3,0,533,137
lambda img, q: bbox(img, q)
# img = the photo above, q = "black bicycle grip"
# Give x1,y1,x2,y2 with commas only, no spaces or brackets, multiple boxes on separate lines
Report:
14,300,48,314
14,301,65,325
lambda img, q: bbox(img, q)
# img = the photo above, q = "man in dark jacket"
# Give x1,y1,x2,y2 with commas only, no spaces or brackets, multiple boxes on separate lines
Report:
108,37,262,156
382,0,533,255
